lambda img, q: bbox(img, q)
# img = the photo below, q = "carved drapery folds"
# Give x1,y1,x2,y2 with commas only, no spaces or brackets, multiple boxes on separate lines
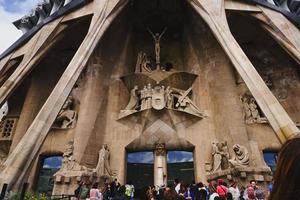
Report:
119,56,206,119
55,140,87,177
229,144,250,167
211,141,230,172
135,52,152,73
53,95,77,129
60,141,78,172
209,141,250,173
120,83,204,117
240,94,268,124
95,144,113,177
54,143,115,185
119,27,206,120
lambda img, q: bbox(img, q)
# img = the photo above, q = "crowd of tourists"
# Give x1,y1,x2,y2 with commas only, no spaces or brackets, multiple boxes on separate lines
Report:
74,179,135,200
140,179,272,200
74,178,271,200
74,135,300,200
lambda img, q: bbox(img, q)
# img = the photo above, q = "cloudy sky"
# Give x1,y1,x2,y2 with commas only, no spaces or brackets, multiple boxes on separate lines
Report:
127,151,193,164
0,0,39,54
43,156,62,169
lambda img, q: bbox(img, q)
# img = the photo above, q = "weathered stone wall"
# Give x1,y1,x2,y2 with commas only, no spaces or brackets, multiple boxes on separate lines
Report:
8,1,300,194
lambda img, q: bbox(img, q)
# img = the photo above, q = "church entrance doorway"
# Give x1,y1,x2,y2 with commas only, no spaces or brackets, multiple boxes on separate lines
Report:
167,151,195,186
126,151,154,199
36,155,62,197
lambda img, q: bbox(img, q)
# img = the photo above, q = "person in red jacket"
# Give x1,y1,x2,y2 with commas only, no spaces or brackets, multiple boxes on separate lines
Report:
216,179,228,199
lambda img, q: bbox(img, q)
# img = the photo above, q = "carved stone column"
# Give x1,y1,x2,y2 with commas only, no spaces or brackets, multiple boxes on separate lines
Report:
154,143,167,187
0,0,128,190
72,51,105,165
189,0,299,143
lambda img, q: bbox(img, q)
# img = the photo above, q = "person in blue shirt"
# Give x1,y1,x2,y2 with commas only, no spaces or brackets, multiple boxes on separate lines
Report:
184,185,195,200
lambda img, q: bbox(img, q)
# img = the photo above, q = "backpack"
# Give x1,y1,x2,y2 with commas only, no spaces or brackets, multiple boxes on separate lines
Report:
125,185,132,197
74,186,81,197
255,188,265,199
80,186,89,198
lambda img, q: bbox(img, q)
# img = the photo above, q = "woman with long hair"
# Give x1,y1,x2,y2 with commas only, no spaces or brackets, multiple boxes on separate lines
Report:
269,135,300,200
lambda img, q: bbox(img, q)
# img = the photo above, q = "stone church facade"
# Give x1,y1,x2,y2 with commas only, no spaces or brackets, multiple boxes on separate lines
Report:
0,0,300,196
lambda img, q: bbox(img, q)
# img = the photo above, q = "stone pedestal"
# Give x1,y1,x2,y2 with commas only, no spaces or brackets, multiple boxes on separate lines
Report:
206,166,273,186
53,167,113,195
154,143,167,187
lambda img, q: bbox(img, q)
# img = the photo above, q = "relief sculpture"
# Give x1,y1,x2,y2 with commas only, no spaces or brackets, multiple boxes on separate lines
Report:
209,141,251,175
120,84,204,118
95,144,113,176
241,95,268,124
211,141,230,172
147,27,167,69
119,27,206,120
229,144,250,167
53,95,77,129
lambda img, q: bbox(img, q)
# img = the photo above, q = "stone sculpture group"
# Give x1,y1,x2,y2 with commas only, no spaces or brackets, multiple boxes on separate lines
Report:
54,95,77,129
211,141,250,173
56,142,113,179
122,84,202,116
241,95,268,124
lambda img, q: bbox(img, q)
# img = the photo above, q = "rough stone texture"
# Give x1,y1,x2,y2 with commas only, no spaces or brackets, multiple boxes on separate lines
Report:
0,0,299,195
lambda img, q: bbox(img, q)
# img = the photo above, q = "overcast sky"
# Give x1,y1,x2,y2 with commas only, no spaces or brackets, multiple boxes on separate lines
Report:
0,0,39,54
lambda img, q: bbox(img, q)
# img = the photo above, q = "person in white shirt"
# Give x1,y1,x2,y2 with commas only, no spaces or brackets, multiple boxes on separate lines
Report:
228,182,240,200
90,183,103,200
174,179,181,194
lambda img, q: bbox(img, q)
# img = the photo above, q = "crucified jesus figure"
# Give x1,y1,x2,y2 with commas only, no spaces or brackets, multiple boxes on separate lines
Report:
147,27,167,70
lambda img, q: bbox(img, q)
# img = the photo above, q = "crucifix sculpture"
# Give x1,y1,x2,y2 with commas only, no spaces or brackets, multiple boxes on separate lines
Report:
147,27,167,70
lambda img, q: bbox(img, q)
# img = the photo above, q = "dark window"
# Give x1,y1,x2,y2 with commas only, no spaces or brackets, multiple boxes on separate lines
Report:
167,151,194,186
36,156,62,196
127,151,154,198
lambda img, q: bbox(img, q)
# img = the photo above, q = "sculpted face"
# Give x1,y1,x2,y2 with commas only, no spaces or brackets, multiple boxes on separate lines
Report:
233,144,243,156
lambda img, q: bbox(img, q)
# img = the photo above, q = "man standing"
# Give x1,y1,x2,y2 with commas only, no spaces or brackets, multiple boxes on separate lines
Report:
125,181,135,200
174,179,181,194
243,180,257,200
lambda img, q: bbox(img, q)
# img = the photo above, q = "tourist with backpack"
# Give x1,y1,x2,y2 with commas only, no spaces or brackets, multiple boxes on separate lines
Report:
125,181,134,200
79,182,90,200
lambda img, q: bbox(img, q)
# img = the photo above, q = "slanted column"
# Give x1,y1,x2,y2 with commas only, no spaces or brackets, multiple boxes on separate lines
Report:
189,0,299,143
73,52,105,165
154,143,167,187
0,0,128,190
250,7,300,64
